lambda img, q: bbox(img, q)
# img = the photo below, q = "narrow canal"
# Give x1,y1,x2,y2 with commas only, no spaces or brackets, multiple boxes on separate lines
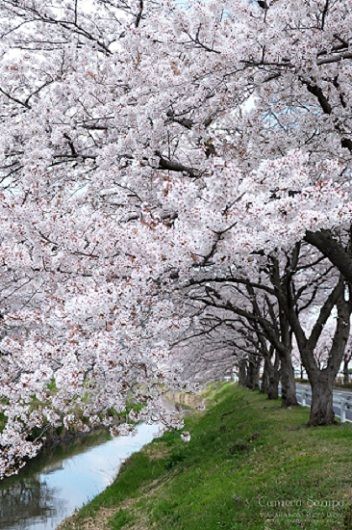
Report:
0,423,161,530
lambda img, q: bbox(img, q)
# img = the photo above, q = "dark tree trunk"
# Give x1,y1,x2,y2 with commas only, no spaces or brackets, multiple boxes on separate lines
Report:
343,358,350,385
261,353,280,399
261,359,270,394
267,370,279,400
308,373,335,426
246,358,261,390
300,363,304,380
280,352,298,407
307,290,351,425
238,360,248,387
305,229,352,285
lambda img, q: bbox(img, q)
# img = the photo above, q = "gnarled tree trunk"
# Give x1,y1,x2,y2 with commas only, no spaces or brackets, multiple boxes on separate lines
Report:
261,358,270,394
267,369,280,399
309,372,335,426
280,351,298,407
246,356,261,390
238,359,248,387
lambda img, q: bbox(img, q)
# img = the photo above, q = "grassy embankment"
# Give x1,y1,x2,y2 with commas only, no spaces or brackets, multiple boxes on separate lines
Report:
61,383,352,530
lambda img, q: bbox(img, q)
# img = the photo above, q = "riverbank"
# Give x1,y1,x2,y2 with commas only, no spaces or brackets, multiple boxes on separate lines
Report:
0,423,160,530
60,383,352,530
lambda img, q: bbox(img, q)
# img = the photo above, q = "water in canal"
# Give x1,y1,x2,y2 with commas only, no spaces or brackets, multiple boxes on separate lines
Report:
0,423,161,530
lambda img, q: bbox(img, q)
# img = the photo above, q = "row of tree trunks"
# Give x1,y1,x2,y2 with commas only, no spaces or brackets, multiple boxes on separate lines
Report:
270,243,352,426
238,357,261,391
239,350,297,406
244,240,351,425
303,230,352,424
241,353,339,426
238,334,346,426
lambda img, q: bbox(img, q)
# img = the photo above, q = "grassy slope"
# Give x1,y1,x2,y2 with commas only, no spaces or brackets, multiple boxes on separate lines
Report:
62,384,352,530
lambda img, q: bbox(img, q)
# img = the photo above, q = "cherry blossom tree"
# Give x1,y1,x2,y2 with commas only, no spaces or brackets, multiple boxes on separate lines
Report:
0,0,352,475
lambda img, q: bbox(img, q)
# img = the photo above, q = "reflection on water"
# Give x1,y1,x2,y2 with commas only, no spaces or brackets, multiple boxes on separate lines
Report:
0,423,160,530
0,476,59,529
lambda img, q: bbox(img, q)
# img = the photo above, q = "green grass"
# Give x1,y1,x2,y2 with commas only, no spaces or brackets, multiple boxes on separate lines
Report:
61,384,352,530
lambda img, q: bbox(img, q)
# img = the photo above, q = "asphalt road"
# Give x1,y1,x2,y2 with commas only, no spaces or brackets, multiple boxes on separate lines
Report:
296,383,352,422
